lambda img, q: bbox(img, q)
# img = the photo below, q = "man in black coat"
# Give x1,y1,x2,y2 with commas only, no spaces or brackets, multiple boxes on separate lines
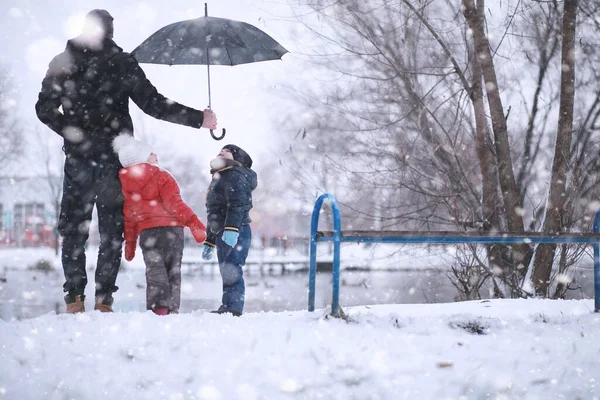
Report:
35,9,218,313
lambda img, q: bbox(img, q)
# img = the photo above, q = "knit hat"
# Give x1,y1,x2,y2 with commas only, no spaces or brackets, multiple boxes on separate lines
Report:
222,144,253,168
112,134,153,167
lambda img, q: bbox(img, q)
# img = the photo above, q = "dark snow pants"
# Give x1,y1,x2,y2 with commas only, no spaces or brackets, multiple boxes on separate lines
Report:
139,226,184,313
59,155,124,304
216,224,251,314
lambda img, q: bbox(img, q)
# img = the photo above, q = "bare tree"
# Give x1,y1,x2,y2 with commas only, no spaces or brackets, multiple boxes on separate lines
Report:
530,0,579,296
462,0,534,295
278,0,600,299
33,128,64,255
0,66,24,170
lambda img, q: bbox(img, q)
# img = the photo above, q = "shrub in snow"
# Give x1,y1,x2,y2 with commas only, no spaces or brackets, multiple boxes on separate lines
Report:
27,259,53,273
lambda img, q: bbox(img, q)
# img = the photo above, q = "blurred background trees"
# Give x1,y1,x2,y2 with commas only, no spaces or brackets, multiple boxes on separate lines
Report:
275,0,600,299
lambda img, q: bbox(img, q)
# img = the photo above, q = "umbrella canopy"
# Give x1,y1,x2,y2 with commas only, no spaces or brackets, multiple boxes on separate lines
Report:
131,9,288,140
131,16,288,66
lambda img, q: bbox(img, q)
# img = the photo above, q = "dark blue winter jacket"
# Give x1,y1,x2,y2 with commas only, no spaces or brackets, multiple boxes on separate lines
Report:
205,160,258,246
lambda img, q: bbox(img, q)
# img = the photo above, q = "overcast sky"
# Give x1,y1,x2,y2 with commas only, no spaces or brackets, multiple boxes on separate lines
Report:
0,0,307,166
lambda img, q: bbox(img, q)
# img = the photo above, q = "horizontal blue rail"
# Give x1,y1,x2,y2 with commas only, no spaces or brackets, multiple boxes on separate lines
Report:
316,232,600,244
308,193,600,316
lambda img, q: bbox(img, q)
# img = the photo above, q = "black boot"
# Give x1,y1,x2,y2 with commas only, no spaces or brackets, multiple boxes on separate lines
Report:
210,306,242,317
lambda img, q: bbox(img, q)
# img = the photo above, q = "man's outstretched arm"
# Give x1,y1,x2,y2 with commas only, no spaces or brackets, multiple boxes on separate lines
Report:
125,55,217,130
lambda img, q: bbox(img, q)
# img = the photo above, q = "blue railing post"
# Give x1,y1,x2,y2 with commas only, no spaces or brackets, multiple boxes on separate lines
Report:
330,196,342,317
308,195,325,312
593,209,600,312
308,193,343,316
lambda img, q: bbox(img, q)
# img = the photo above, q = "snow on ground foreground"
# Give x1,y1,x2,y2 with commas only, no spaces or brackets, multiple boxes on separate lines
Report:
1,299,599,400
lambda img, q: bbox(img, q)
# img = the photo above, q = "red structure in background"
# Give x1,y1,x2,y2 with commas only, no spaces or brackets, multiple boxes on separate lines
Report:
22,218,56,248
0,207,57,249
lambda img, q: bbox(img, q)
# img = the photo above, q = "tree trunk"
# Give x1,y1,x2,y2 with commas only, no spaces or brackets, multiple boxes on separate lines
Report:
531,0,578,296
462,0,532,286
552,245,570,299
469,0,505,297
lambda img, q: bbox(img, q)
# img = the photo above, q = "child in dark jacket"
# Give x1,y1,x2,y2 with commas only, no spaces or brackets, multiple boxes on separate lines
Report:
113,134,206,315
202,144,257,316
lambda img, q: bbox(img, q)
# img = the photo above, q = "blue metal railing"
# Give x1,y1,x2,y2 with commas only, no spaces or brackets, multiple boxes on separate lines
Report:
308,193,600,316
309,193,342,316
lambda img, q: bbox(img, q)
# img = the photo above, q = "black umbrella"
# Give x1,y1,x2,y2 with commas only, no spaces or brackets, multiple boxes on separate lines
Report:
132,4,288,140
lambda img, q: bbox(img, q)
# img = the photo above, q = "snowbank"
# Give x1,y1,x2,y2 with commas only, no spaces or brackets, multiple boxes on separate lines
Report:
1,299,598,399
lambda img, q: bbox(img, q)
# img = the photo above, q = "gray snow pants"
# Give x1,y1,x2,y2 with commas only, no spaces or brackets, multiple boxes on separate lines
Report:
139,226,184,313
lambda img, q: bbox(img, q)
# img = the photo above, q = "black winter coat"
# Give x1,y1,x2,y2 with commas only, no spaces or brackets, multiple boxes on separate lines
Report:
35,37,205,160
205,162,258,245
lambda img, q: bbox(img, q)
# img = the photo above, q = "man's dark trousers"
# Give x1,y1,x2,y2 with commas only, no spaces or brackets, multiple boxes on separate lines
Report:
59,154,124,305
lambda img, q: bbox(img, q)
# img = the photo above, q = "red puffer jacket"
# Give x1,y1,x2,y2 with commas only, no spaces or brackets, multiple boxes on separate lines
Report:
120,163,205,245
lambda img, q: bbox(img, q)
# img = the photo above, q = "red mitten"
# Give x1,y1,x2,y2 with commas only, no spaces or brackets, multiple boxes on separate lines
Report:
189,216,207,243
125,241,136,261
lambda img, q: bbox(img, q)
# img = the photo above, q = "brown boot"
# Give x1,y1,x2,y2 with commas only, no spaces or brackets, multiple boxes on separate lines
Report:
94,296,114,313
66,295,85,314
94,303,113,312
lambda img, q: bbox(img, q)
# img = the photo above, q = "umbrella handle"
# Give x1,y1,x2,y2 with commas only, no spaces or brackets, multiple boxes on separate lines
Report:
210,128,226,140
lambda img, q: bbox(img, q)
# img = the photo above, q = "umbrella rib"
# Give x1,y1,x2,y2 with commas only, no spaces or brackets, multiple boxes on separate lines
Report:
225,48,234,66
154,23,183,64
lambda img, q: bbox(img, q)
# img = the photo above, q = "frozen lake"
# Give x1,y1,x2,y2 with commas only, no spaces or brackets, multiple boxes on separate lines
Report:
1,263,595,320
0,266,458,320
1,243,596,320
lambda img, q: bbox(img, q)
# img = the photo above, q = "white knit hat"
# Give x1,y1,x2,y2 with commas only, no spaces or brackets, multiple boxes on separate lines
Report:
112,134,153,167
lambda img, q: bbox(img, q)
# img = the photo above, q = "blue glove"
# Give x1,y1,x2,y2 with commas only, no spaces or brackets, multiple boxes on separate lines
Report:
202,244,214,260
222,230,239,247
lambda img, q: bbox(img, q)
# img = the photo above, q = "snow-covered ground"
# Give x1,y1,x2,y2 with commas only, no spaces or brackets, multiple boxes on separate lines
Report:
1,247,599,399
1,299,599,399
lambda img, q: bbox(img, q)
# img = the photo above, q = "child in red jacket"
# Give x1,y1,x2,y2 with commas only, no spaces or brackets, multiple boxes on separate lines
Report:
113,134,206,315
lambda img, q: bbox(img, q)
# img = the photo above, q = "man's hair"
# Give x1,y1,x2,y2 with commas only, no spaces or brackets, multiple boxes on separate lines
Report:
82,9,114,39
